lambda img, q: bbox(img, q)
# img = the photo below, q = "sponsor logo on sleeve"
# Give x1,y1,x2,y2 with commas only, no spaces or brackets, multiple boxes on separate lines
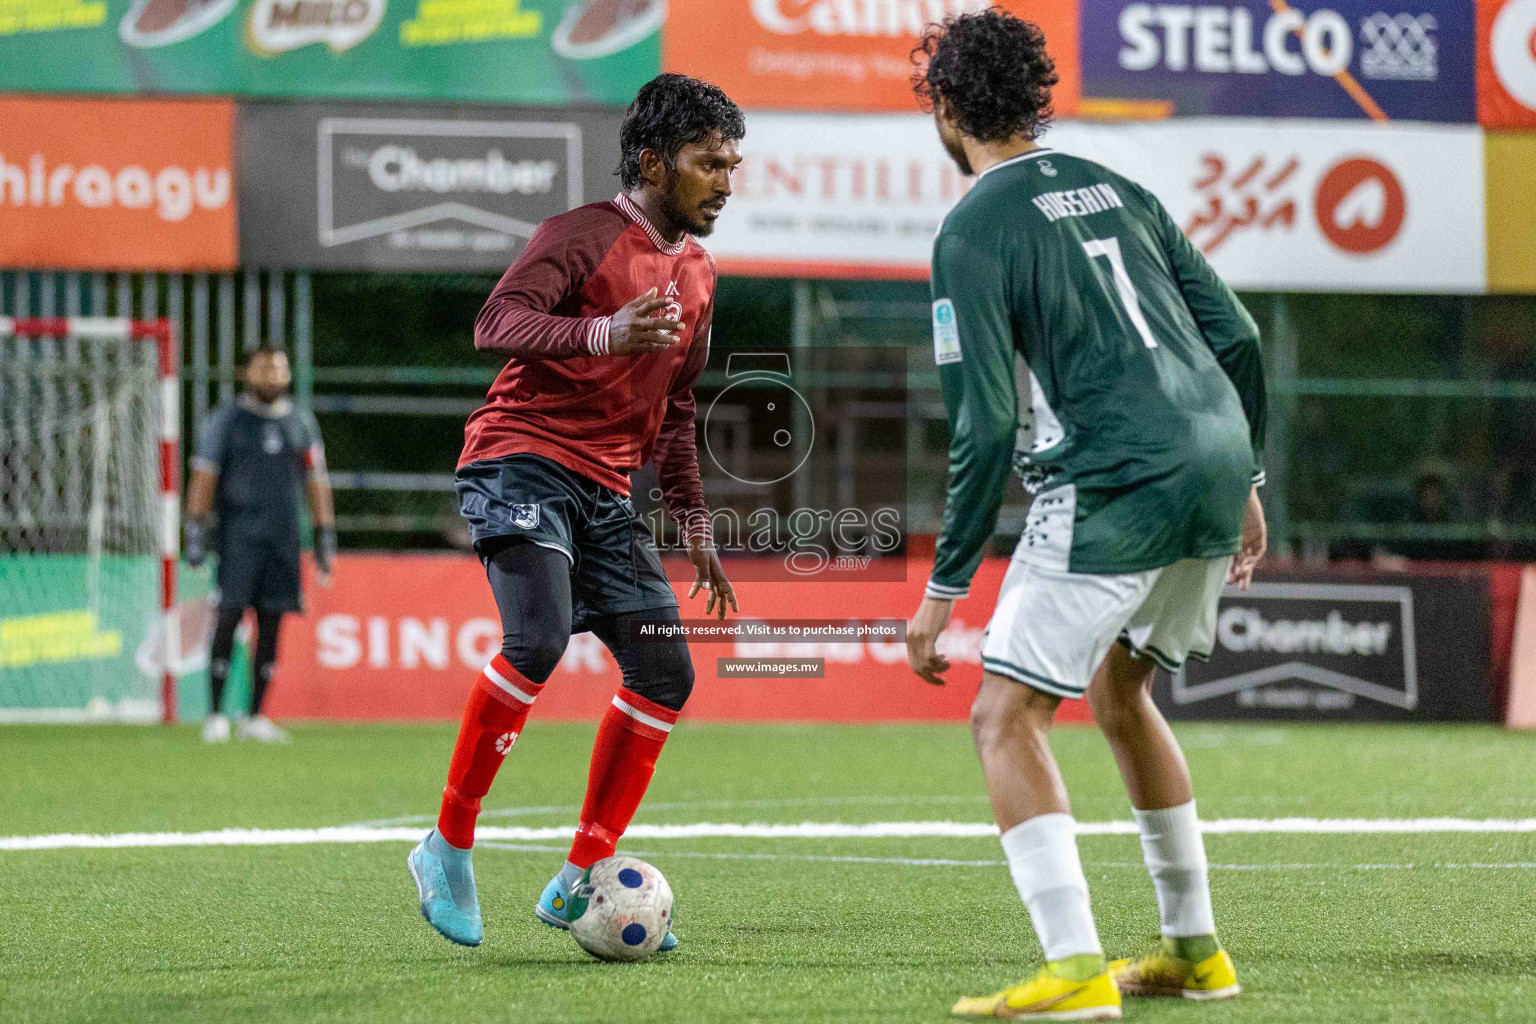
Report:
932,298,962,365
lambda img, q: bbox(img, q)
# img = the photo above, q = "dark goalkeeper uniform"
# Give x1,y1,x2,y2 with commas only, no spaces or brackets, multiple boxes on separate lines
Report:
924,148,1267,696
192,397,326,614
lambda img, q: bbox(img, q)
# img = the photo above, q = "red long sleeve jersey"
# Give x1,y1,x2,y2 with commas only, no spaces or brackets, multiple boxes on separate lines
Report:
459,194,714,541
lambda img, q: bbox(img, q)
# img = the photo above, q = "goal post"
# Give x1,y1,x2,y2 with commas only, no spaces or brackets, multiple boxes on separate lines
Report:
0,317,180,724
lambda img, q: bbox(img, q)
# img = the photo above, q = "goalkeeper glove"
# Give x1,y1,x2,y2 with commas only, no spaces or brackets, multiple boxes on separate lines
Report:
315,524,337,574
184,518,207,568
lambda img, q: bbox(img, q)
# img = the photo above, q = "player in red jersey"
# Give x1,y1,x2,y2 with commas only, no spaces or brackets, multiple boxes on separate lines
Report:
408,74,744,951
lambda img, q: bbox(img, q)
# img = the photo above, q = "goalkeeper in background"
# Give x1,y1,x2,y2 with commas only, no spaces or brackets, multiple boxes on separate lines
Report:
185,345,336,744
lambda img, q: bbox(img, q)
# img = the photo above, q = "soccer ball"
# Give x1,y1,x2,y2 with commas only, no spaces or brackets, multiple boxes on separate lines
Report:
566,856,674,962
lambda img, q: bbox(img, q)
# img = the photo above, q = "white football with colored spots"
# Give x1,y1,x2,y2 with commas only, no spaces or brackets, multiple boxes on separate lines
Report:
567,856,674,962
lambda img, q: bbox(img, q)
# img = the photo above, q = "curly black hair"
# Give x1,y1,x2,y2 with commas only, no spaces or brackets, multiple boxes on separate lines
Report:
618,73,745,190
912,9,1058,144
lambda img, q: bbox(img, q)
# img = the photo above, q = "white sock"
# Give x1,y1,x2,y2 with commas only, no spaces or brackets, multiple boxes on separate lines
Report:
999,813,1102,961
558,860,584,888
1134,800,1216,938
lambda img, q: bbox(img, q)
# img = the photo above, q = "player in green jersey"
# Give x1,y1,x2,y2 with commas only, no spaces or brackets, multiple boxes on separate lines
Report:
904,12,1267,1019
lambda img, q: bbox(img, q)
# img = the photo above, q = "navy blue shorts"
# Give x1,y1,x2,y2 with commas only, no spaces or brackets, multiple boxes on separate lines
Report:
216,537,302,615
456,453,677,632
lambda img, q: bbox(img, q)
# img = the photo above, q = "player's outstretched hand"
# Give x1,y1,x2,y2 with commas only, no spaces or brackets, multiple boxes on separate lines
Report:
609,288,681,356
907,595,954,686
1228,486,1267,591
686,540,738,620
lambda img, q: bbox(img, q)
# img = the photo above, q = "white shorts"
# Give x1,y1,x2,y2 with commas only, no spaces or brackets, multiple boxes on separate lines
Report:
979,555,1232,700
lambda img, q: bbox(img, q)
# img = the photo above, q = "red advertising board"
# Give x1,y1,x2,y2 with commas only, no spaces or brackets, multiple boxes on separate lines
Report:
268,553,1094,724
0,96,236,271
1479,0,1536,126
662,0,1079,115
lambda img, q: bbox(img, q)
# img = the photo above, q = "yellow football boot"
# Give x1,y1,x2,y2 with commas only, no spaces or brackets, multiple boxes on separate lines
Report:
951,964,1122,1020
1109,940,1240,1000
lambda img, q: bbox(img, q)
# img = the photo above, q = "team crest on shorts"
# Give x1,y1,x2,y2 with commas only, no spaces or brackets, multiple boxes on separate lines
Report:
511,504,540,529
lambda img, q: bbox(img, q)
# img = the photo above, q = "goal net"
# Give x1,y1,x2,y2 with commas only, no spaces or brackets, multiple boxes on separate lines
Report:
0,319,178,722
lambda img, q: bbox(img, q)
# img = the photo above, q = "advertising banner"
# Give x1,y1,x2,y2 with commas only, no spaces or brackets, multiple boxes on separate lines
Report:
0,96,236,271
1081,0,1477,121
1152,572,1495,721
266,553,1096,724
0,0,658,105
238,102,623,271
700,112,968,279
1486,133,1536,292
662,0,1080,114
703,112,1487,292
1478,0,1536,126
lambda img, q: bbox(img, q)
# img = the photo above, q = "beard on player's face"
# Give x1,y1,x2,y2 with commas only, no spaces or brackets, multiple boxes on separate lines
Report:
935,108,974,177
658,169,715,237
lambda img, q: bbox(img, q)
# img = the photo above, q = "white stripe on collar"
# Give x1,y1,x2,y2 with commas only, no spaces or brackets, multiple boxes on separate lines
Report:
615,193,688,256
977,147,1054,179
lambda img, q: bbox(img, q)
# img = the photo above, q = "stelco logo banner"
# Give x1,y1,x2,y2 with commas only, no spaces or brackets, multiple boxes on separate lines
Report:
1081,0,1476,121
238,102,622,271
663,0,1081,112
1479,0,1536,126
0,96,236,271
1151,573,1494,722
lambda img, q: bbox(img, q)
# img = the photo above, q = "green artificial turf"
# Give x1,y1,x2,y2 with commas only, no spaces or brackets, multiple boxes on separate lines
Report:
3,722,1535,1023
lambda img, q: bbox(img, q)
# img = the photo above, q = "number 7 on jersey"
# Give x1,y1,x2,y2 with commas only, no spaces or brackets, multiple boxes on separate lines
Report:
1083,236,1158,349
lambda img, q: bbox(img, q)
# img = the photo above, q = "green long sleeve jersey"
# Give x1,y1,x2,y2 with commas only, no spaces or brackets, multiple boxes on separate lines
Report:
926,148,1267,600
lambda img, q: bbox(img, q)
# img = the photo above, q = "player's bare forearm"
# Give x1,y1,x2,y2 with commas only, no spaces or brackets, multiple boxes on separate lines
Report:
306,475,335,527
186,469,217,520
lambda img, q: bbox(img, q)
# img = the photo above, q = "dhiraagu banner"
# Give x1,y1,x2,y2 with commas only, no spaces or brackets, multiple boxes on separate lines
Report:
0,0,661,104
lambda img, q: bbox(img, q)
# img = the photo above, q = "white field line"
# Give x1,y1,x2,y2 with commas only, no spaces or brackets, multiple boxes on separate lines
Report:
478,843,1536,872
5,817,1536,852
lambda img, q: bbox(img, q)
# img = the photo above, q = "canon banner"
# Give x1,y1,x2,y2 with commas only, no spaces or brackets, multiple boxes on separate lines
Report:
1081,0,1477,121
238,102,623,271
1152,572,1495,722
0,0,658,105
0,96,236,271
663,0,1080,113
1479,0,1536,126
265,554,1097,724
703,113,1487,292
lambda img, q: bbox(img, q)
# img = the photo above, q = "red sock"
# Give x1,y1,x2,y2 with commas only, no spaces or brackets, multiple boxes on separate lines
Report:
436,654,545,849
567,688,679,868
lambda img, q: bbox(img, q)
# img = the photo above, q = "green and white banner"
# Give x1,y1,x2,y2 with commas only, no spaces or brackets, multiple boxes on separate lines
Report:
0,0,661,105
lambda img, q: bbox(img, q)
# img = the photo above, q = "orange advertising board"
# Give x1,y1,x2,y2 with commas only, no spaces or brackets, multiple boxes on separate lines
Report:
1478,0,1536,127
268,553,1095,725
662,0,1079,114
0,96,236,271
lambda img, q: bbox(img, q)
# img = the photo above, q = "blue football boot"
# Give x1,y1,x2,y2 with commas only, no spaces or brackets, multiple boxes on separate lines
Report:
408,830,483,947
535,867,679,951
